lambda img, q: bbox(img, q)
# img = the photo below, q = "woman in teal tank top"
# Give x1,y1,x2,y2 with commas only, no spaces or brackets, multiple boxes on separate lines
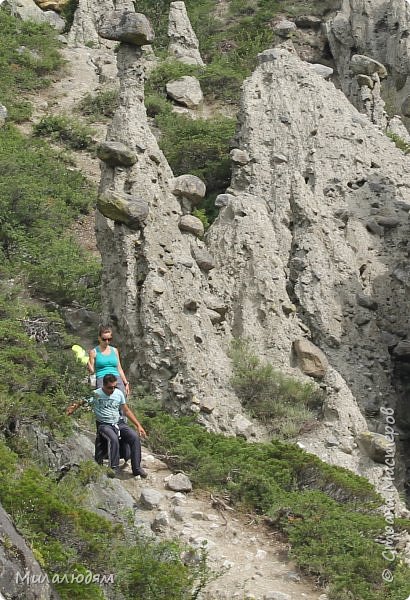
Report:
87,326,130,396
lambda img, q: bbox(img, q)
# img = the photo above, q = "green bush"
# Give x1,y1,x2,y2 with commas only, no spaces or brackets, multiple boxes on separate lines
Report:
192,208,210,231
0,438,217,599
142,412,410,600
229,339,323,438
34,115,96,150
0,125,100,306
60,0,79,33
144,93,172,118
78,89,119,121
0,286,92,434
0,11,63,122
155,111,235,195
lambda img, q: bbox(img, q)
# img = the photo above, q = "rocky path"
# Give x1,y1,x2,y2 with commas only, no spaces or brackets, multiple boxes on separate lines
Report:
115,447,326,600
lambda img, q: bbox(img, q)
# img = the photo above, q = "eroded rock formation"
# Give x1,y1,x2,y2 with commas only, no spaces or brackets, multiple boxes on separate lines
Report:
207,44,410,490
91,0,410,503
327,0,410,126
95,8,258,438
168,0,204,66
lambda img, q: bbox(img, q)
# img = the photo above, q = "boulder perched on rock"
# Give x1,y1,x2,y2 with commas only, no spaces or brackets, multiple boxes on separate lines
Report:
98,11,154,46
34,0,68,10
97,141,137,167
171,174,206,205
97,190,149,228
293,339,328,379
358,431,394,463
179,215,204,237
273,19,297,37
166,75,203,108
191,245,215,272
350,54,387,78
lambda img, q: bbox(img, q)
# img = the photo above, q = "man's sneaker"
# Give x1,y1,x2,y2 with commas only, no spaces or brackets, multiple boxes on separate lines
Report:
133,467,148,479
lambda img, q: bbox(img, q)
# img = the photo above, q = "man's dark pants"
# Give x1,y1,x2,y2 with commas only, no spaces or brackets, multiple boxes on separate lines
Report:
95,422,141,475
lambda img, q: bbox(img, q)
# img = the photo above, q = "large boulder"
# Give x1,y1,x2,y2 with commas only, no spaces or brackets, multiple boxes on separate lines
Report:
350,54,387,78
293,339,328,379
179,215,204,237
97,141,137,167
358,431,394,463
98,11,154,46
97,190,149,228
0,503,60,599
171,174,206,204
166,75,203,108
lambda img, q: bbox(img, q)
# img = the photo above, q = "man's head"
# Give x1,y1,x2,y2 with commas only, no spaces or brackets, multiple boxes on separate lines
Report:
102,373,117,395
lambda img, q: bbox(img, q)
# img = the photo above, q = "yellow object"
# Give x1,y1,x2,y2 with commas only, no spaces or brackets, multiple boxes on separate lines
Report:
71,344,89,365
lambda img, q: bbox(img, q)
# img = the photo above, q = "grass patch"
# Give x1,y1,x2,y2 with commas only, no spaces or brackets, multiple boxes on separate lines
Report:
141,410,410,600
33,114,96,150
0,125,100,307
77,89,119,122
0,10,63,122
387,131,410,154
229,339,323,438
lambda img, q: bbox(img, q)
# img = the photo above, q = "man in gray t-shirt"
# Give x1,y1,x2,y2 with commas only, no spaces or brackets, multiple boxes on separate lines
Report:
67,373,147,478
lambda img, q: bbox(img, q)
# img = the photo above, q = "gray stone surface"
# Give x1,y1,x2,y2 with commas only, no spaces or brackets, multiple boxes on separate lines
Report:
0,504,60,599
97,141,137,166
166,75,203,108
168,1,204,66
326,0,410,121
166,473,193,492
98,11,154,46
95,29,410,498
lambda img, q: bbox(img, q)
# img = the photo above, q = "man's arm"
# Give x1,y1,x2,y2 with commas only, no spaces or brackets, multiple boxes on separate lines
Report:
122,404,147,438
66,399,85,416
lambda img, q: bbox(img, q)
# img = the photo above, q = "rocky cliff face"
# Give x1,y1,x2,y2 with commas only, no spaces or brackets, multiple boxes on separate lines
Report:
327,0,410,125
92,3,410,495
207,43,410,487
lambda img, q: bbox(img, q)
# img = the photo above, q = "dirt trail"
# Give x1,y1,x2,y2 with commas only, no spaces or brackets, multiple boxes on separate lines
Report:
116,448,326,600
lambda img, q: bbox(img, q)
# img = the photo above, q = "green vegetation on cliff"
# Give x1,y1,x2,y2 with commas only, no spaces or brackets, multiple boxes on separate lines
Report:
0,11,63,122
142,411,410,600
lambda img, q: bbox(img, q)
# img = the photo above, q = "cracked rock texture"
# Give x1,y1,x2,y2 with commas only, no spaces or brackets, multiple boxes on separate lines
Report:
207,44,410,491
327,0,410,126
95,3,410,497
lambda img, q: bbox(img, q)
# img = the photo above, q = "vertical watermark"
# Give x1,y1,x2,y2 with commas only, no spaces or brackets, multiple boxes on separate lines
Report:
379,406,399,584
